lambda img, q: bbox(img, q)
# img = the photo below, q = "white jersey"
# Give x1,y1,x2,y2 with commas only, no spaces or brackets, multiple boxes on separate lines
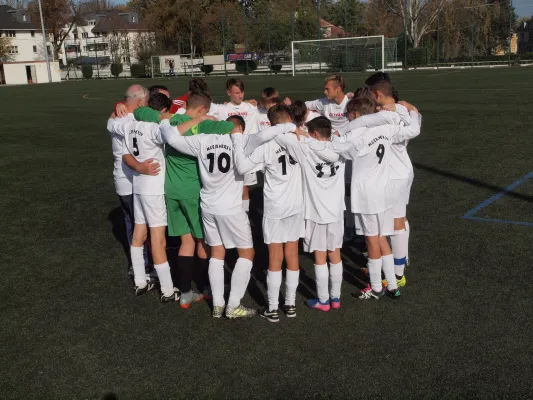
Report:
160,120,252,216
212,101,258,134
305,96,349,132
330,111,421,214
272,135,345,224
107,117,166,196
298,110,322,132
389,103,417,180
230,123,303,219
107,113,135,196
249,108,271,132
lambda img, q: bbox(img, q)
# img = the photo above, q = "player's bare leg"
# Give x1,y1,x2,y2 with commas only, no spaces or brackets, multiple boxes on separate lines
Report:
242,186,250,213
391,217,408,287
131,224,152,294
208,245,226,317
327,248,343,308
149,226,177,302
196,239,212,299
226,247,256,319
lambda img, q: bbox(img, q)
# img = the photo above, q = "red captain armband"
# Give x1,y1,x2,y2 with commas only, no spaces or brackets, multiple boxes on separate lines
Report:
170,94,188,114
114,101,125,115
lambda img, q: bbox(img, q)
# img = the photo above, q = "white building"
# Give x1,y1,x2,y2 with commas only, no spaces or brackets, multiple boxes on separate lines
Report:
0,5,60,84
60,10,154,69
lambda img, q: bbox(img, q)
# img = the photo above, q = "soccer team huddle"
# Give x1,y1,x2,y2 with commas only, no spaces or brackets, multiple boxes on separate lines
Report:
107,72,421,322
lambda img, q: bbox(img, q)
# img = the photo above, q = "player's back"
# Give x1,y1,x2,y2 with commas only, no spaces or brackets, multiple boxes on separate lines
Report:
300,142,345,224
121,120,165,195
109,113,135,184
262,140,303,219
195,134,243,216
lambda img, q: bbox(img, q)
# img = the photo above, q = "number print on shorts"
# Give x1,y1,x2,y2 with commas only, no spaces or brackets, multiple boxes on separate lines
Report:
207,152,231,173
376,144,385,164
315,163,340,178
278,154,297,176
132,137,140,156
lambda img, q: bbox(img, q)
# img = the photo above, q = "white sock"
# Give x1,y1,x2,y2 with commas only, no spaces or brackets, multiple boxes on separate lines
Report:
285,269,299,306
242,199,250,213
329,262,343,299
266,270,282,311
131,246,146,287
391,229,407,277
227,258,253,308
314,264,329,303
367,258,383,293
382,254,398,291
154,262,174,297
208,258,225,307
405,220,410,262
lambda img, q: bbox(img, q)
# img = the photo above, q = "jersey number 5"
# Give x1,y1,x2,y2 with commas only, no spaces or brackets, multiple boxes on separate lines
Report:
376,144,385,164
132,138,140,156
207,152,231,173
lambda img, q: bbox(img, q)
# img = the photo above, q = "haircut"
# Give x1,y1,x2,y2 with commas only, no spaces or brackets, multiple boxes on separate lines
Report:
291,100,308,126
260,87,280,107
124,84,147,102
148,92,172,112
346,97,376,117
227,115,246,131
226,78,244,91
267,104,293,125
365,72,391,87
325,74,346,91
189,78,208,93
365,72,393,97
392,87,399,103
306,116,332,140
148,85,170,97
186,90,212,109
353,87,372,99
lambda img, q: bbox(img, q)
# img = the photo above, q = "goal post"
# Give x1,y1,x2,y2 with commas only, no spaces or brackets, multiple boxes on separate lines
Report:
291,35,398,76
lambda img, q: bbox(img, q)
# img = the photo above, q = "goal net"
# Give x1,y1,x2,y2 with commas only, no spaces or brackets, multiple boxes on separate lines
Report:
291,35,398,76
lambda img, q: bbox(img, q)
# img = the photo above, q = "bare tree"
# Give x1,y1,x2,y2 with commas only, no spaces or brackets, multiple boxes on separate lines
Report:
0,36,14,61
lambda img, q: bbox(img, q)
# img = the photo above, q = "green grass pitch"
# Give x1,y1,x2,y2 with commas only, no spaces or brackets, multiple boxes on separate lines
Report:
1,68,533,399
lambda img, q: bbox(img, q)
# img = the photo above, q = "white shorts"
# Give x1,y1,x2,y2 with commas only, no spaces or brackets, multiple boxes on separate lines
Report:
304,219,344,253
202,211,253,249
243,172,258,186
263,212,305,244
133,194,167,227
354,209,393,237
390,177,413,218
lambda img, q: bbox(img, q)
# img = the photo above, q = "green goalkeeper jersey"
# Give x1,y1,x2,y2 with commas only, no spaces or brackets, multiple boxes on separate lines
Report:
133,107,234,200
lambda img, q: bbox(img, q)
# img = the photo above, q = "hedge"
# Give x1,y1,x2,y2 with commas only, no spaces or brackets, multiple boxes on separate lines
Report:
82,65,93,79
200,64,214,76
235,60,257,75
110,63,123,78
130,64,146,78
269,64,282,74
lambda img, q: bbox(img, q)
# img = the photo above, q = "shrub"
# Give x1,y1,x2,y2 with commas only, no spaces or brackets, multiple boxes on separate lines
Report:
82,65,93,79
200,64,214,76
269,64,282,74
110,63,123,78
130,63,146,78
235,60,257,75
407,48,429,68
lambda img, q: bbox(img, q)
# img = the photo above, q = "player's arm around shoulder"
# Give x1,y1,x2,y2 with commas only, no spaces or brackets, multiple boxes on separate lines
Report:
159,119,200,157
107,115,132,135
134,106,160,123
197,119,234,135
391,109,422,143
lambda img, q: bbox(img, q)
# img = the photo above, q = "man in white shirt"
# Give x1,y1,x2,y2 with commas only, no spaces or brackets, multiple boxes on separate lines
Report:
291,100,321,132
231,105,306,322
159,114,297,319
108,84,160,282
330,97,421,300
365,72,418,287
107,94,178,303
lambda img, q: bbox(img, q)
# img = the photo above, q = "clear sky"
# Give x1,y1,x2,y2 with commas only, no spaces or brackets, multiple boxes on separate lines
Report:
513,0,533,18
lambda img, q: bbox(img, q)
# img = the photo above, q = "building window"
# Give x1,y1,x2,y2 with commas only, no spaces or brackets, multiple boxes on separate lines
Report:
5,30,16,38
73,32,78,40
83,46,88,52
82,32,88,38
8,46,18,54
33,45,37,53
31,30,35,37
123,56,130,63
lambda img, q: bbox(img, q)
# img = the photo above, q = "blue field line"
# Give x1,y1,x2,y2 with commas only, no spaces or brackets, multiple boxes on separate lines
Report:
462,170,533,226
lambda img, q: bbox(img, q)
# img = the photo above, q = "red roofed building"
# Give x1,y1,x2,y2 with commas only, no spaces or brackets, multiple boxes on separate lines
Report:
320,19,347,38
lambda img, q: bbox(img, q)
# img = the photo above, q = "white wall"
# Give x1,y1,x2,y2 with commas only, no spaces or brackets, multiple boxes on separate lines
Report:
7,30,53,63
3,61,61,85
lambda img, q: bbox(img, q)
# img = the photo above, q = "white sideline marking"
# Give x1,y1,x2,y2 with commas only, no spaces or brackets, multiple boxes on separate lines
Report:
428,70,462,77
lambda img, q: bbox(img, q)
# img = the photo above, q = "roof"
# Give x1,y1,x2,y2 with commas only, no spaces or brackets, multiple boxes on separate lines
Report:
91,10,149,33
0,5,40,30
319,18,347,38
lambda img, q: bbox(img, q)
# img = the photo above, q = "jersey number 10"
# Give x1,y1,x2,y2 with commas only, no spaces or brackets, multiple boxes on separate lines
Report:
207,152,231,173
